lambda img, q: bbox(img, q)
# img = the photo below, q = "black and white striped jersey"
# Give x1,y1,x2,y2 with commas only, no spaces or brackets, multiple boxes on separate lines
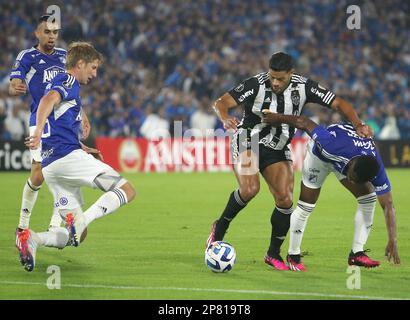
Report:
228,72,336,151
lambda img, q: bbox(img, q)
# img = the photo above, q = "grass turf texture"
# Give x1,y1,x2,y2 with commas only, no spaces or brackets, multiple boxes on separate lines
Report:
0,170,409,300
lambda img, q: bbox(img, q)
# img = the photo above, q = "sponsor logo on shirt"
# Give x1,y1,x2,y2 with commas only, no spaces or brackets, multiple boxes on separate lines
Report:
43,66,65,83
311,87,325,99
353,139,374,150
238,89,254,102
375,184,388,192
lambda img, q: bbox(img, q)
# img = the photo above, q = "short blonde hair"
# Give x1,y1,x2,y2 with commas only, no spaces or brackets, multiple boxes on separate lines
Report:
65,41,103,69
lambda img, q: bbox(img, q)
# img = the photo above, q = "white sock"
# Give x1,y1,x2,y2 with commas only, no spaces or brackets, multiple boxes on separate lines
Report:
37,227,69,249
288,200,316,255
49,207,63,228
352,193,377,253
19,179,41,229
75,189,128,236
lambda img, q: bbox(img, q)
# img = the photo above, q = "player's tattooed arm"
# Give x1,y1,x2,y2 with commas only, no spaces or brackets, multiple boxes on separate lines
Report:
9,78,27,96
26,90,61,149
262,110,317,136
213,93,239,130
377,192,400,264
330,97,373,138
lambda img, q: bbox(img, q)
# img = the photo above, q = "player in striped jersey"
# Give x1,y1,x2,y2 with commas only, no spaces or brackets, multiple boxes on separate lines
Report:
206,52,373,270
10,16,93,270
262,111,400,270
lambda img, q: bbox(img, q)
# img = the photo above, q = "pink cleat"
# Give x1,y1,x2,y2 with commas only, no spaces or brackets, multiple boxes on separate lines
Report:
264,254,289,271
287,254,307,272
348,250,380,268
205,220,217,249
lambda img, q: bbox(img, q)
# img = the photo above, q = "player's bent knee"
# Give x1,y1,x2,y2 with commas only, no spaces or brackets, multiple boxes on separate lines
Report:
120,182,136,203
275,194,293,208
240,184,260,201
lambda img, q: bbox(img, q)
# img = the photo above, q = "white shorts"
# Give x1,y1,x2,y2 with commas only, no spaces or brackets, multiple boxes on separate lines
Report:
42,149,125,210
29,126,42,163
301,139,346,189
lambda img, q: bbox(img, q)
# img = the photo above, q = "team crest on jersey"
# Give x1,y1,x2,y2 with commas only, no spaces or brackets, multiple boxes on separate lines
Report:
13,61,20,69
234,83,244,92
291,90,300,106
59,56,66,64
43,66,65,83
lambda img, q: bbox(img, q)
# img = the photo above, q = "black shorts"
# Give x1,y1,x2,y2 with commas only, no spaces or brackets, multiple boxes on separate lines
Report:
231,128,292,172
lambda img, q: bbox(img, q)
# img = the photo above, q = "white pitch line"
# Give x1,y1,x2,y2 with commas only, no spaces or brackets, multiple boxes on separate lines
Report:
0,281,408,300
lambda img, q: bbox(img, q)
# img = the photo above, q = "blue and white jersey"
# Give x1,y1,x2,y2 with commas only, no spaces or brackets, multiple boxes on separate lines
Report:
41,73,82,168
10,46,66,126
311,124,391,195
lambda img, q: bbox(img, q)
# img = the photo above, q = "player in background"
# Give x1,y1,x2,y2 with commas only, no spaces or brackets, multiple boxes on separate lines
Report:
10,15,92,251
18,42,136,272
207,52,373,270
262,110,400,271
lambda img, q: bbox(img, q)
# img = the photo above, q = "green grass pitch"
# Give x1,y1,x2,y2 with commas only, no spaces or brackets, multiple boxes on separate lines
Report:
0,169,409,300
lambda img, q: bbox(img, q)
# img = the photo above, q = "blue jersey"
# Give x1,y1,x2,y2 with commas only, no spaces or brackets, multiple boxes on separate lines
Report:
311,124,391,195
10,46,66,126
41,73,82,168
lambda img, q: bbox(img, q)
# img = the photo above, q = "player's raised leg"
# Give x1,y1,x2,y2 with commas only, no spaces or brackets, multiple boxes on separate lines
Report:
262,160,294,270
340,179,380,268
208,149,260,248
67,180,135,246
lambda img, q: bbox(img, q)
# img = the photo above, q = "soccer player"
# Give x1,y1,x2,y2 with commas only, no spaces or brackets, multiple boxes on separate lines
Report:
206,52,373,270
18,42,136,272
262,110,400,271
10,15,92,248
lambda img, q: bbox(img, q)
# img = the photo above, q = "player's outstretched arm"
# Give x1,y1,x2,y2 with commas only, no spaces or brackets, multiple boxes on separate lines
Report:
330,97,373,138
262,110,317,136
377,191,400,264
25,90,61,149
9,78,27,96
213,93,239,130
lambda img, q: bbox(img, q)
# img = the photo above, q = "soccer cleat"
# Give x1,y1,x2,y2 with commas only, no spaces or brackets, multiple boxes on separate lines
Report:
264,254,289,271
348,250,380,268
205,220,217,249
65,213,79,247
15,228,38,272
287,254,307,272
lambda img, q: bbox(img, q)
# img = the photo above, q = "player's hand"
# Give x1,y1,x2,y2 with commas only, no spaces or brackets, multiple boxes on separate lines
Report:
13,82,27,95
261,110,279,124
81,119,91,140
25,131,41,150
80,143,104,161
385,239,400,265
355,123,373,138
222,117,239,131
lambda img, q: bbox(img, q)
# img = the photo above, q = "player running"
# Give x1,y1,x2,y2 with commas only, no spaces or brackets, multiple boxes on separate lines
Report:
262,110,400,271
19,42,136,272
11,15,92,256
206,52,372,270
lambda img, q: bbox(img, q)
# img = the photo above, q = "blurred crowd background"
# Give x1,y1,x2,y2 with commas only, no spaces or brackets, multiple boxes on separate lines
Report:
1,0,409,141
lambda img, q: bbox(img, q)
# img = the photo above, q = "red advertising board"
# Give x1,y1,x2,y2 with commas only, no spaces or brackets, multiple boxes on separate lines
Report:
95,137,309,173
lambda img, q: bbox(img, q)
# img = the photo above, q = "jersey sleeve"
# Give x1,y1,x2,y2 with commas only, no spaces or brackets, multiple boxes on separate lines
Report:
305,78,336,108
371,154,392,195
47,74,78,101
228,76,260,105
10,51,32,81
311,125,334,147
